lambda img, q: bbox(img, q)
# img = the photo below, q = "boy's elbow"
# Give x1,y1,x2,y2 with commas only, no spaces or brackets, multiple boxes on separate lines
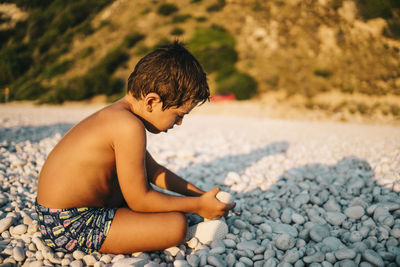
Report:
125,191,153,212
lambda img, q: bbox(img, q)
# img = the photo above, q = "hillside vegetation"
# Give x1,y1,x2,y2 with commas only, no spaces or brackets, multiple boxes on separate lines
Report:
0,0,399,119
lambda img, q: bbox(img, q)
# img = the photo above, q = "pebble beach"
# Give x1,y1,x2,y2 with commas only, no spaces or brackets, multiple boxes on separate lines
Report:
0,103,400,267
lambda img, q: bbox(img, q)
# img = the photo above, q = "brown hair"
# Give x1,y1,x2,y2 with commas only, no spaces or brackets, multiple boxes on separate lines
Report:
127,41,209,109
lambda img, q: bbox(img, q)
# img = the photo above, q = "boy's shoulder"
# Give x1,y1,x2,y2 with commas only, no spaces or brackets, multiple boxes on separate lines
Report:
98,103,146,138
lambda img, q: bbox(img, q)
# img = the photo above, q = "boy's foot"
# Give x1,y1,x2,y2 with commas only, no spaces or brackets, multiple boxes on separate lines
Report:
185,219,228,244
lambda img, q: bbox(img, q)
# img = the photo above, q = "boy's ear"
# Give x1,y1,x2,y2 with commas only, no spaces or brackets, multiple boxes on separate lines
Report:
144,92,162,112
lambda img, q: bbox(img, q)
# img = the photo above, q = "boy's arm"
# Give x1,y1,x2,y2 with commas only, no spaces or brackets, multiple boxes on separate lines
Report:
112,116,233,218
146,151,205,197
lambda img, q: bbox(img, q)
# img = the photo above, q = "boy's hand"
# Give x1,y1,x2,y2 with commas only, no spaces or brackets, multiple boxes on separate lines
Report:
198,187,235,219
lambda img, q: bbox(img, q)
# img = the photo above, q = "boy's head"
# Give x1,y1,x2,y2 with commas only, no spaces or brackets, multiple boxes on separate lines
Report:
127,41,210,109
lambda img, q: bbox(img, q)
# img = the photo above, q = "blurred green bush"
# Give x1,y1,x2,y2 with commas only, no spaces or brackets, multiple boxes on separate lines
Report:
206,0,226,12
172,14,192,23
157,3,179,16
39,45,129,104
171,27,185,36
0,0,113,102
189,25,257,100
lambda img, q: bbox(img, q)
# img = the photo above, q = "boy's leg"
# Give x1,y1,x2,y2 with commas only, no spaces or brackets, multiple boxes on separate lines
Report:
99,208,187,254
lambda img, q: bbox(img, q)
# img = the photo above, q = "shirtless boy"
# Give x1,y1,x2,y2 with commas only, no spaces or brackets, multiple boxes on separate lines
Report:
36,42,235,254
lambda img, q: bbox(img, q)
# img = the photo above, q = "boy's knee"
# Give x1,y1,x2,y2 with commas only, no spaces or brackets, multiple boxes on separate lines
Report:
171,212,188,244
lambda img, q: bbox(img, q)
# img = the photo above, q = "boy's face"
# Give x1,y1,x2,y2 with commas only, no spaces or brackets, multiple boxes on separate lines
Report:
145,100,196,134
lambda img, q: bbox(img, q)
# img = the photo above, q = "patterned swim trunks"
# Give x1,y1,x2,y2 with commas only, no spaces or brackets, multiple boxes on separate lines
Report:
35,202,116,253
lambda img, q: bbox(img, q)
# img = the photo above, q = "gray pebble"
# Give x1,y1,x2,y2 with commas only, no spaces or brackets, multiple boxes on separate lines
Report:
309,225,330,242
239,257,253,266
282,249,299,263
223,239,236,248
344,206,365,220
264,249,275,260
275,234,295,251
373,206,389,221
235,262,246,267
234,220,247,229
291,213,305,225
249,215,264,225
187,254,199,267
237,240,258,251
325,252,336,263
210,246,225,254
281,209,293,224
322,236,344,251
173,260,190,267
334,248,356,260
272,223,298,237
303,252,324,263
325,212,346,226
226,253,236,267
336,259,357,267
362,249,384,266
324,198,341,212
348,231,363,243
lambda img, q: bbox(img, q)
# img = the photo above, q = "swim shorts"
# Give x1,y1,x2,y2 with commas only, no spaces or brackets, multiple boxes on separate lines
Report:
35,202,116,253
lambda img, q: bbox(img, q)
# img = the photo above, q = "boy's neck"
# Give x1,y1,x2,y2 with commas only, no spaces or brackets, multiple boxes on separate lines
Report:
120,93,144,117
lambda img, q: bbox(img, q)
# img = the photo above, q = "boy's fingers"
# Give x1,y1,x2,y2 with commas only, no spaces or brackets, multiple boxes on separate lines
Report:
222,202,236,211
210,187,220,196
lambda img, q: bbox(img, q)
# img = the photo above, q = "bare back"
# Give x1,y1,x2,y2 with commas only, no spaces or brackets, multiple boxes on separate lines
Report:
37,100,139,209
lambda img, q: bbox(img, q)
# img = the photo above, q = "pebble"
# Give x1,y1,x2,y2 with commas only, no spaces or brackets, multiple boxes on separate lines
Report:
83,254,97,266
187,254,199,267
344,206,365,220
207,255,225,267
282,249,300,263
325,212,346,226
173,260,190,267
99,254,112,264
362,249,384,266
303,252,324,263
309,225,330,242
334,249,356,260
13,246,25,262
239,256,253,266
11,224,27,235
275,234,295,251
72,250,86,260
322,237,344,251
234,219,247,229
70,259,85,267
223,239,236,248
237,240,258,251
291,213,305,224
94,261,105,267
0,217,13,233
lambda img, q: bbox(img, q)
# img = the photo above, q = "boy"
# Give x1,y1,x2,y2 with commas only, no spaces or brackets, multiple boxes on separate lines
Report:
36,41,235,254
